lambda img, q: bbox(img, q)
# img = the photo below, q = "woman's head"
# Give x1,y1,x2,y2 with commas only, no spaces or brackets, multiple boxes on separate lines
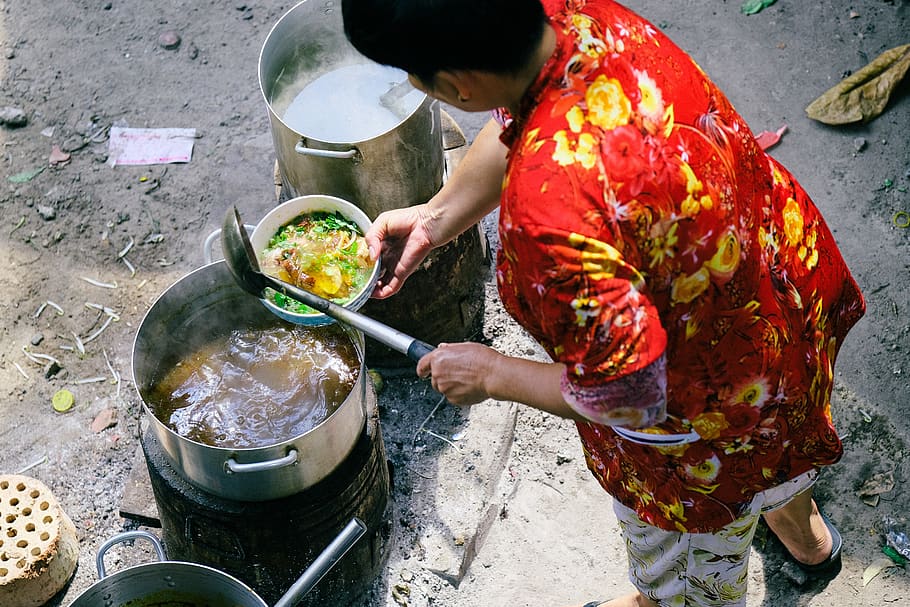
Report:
341,0,548,84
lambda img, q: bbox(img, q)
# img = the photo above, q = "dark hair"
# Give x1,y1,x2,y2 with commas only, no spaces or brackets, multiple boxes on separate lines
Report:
342,0,548,83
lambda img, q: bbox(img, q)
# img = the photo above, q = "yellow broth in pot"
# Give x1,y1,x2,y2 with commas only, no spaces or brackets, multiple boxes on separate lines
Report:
148,324,359,449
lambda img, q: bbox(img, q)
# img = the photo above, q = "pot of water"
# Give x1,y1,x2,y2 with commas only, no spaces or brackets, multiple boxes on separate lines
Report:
259,0,445,219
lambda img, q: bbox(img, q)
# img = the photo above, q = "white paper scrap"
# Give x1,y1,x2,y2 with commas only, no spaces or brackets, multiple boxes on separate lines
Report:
107,127,197,166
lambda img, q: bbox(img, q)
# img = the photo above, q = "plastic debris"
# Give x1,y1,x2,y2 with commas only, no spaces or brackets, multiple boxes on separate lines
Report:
8,166,46,183
742,0,777,15
806,44,910,125
882,516,910,561
755,124,788,150
882,545,908,565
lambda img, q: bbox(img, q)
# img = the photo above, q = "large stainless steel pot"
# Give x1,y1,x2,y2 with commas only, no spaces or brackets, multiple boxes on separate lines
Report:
131,261,367,501
68,520,366,607
259,0,444,220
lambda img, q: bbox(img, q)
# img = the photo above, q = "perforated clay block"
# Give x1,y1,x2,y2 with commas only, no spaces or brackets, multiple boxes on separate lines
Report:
0,475,79,607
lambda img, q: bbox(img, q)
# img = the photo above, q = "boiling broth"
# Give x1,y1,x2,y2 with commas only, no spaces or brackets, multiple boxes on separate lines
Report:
280,63,424,142
148,325,359,448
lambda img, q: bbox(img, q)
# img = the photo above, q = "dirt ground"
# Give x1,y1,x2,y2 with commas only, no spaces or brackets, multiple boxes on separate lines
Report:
1,1,909,606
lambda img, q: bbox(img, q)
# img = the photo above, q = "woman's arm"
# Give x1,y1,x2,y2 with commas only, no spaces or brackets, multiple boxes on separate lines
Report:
365,117,509,298
416,342,587,421
424,117,509,244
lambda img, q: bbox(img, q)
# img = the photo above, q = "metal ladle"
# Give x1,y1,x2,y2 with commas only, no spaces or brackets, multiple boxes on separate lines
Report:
221,205,435,363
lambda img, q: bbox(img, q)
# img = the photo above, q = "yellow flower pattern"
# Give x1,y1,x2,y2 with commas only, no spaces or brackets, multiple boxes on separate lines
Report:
495,0,864,535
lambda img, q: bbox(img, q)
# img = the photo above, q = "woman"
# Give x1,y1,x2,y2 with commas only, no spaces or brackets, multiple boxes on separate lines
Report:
342,1,865,605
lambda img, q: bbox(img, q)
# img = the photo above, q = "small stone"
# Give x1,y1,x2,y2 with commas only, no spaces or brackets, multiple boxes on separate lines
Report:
30,333,45,346
49,145,71,166
0,106,27,128
91,408,118,433
44,361,63,379
36,205,56,220
853,137,867,152
158,30,181,51
781,559,809,586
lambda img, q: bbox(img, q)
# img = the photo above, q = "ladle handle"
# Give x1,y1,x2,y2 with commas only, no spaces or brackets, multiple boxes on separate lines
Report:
266,275,435,363
407,339,435,362
273,517,368,607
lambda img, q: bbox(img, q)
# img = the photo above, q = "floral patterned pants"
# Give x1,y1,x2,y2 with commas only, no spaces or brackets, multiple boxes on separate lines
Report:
613,470,818,606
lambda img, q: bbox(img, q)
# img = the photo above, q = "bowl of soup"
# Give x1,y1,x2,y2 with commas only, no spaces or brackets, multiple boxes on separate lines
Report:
250,194,380,326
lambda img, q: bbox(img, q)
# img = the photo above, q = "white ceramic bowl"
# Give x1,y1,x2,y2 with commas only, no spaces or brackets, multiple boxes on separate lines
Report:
249,194,379,326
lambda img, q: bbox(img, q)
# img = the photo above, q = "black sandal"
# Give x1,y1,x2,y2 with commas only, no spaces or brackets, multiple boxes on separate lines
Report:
786,513,843,578
583,602,605,607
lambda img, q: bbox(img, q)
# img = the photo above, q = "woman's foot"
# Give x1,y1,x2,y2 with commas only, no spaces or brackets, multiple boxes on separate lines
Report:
762,492,842,577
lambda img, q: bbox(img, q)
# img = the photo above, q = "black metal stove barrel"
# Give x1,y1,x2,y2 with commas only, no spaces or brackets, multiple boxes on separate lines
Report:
142,401,391,607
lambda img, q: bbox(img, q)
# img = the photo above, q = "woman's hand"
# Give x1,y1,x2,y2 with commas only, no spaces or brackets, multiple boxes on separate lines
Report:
417,342,585,420
365,204,437,299
416,342,502,406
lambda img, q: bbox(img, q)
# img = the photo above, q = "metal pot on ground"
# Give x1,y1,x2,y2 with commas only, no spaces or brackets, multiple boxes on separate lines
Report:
131,260,367,502
68,521,365,607
259,0,444,220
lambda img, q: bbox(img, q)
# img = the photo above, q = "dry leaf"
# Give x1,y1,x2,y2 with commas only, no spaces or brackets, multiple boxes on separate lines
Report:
862,557,899,586
49,144,71,166
742,0,777,15
855,470,895,507
806,43,910,125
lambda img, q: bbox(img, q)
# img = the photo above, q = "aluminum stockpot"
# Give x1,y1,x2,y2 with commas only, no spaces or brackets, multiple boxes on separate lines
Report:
131,261,367,502
68,523,366,607
68,531,270,607
259,0,444,220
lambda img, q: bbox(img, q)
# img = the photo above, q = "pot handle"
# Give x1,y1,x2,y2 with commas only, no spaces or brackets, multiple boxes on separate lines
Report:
202,224,257,265
225,448,299,474
95,530,166,579
294,141,362,163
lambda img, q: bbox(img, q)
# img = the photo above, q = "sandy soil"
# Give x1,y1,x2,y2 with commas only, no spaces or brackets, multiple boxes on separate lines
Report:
1,1,909,606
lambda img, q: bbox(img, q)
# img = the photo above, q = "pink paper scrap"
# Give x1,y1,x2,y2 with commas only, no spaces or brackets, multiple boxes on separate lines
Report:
107,127,197,166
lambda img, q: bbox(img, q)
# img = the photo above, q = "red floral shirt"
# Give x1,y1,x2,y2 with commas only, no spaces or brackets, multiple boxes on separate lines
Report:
496,0,865,532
